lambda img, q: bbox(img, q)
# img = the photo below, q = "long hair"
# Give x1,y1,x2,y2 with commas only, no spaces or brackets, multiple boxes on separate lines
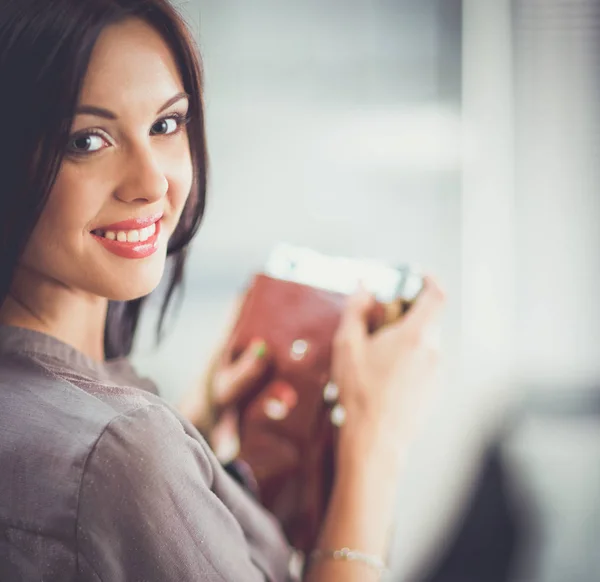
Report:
0,0,207,358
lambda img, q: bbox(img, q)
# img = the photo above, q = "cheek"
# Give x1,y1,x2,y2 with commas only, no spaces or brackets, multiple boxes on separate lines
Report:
43,169,103,235
21,168,103,267
168,142,195,215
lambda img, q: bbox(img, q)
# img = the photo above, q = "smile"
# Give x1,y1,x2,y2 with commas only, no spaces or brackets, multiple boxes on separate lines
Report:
96,221,156,243
91,213,163,260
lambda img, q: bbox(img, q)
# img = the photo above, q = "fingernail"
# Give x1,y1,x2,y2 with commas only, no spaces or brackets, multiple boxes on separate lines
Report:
252,338,267,359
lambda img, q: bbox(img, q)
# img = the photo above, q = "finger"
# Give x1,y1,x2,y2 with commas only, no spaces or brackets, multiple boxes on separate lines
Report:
402,275,445,330
212,409,240,463
218,293,251,365
335,285,375,348
421,324,441,350
213,338,269,408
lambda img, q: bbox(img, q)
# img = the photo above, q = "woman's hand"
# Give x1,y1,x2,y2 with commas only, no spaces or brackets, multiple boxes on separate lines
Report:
179,337,269,461
331,275,445,472
306,277,445,581
209,338,269,461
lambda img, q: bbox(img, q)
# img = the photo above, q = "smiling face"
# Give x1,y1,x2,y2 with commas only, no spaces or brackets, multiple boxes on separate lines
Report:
18,17,194,302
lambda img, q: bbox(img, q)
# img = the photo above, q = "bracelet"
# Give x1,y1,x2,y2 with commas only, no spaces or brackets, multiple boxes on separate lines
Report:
309,547,389,577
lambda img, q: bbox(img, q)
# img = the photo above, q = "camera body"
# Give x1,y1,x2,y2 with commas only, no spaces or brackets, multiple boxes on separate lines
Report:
265,243,423,321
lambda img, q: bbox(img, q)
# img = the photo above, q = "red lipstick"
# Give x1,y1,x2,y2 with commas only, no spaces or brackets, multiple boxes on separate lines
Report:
91,213,162,260
95,211,163,232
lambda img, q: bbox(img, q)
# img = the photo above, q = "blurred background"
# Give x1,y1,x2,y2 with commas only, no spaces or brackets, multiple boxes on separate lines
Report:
132,1,600,580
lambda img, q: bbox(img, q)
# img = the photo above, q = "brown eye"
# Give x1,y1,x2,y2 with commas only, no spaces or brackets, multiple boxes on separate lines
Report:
68,134,107,153
151,118,179,135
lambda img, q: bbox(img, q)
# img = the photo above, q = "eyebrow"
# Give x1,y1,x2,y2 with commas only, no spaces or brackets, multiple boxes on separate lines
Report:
75,92,189,120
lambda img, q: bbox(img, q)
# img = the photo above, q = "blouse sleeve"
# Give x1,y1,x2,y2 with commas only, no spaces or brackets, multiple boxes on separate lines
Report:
76,404,291,582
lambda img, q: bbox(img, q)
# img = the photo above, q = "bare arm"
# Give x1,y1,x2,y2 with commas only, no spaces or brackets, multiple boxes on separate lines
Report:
304,440,402,581
305,277,445,581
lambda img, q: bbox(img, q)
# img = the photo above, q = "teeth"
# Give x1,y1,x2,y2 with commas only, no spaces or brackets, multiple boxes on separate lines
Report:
101,223,157,243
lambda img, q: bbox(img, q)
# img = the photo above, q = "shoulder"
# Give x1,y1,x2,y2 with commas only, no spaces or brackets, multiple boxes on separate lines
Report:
76,404,292,582
0,353,293,581
0,349,148,439
0,351,168,537
83,402,216,489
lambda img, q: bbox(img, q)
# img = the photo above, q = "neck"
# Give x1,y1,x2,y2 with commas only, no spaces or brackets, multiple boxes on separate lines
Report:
0,266,109,361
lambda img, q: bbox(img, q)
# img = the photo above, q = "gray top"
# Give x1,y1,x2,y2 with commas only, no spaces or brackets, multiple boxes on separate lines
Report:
0,325,293,581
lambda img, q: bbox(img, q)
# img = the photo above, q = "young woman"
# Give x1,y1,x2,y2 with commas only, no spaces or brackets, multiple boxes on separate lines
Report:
0,0,445,580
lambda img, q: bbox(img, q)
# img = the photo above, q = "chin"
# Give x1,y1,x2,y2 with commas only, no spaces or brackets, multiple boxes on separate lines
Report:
96,259,166,302
106,282,161,302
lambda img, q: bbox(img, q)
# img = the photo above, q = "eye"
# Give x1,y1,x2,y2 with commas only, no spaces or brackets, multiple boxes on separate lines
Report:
67,133,109,155
150,114,189,136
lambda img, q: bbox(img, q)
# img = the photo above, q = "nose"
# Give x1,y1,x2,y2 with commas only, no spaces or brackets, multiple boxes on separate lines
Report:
115,144,168,204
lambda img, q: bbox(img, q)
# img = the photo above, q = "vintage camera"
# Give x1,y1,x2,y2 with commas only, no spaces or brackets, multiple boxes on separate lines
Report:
264,242,424,326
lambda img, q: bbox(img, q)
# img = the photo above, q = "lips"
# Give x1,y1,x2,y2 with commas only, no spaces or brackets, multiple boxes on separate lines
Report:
91,213,163,260
93,211,163,233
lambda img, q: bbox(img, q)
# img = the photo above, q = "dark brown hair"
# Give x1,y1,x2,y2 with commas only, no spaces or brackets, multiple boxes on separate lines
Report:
0,0,207,357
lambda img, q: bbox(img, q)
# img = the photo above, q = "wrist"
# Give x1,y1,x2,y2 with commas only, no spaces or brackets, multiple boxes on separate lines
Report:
316,449,399,561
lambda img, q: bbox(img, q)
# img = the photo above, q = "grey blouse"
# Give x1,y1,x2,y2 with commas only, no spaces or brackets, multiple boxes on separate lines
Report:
0,326,294,581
